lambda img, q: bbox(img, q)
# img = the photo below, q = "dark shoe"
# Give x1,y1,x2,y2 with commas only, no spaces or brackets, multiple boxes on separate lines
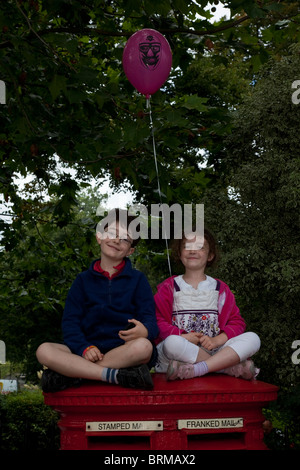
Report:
41,368,82,393
117,364,153,390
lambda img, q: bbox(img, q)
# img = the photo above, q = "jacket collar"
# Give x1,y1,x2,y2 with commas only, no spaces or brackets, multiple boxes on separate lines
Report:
90,257,133,278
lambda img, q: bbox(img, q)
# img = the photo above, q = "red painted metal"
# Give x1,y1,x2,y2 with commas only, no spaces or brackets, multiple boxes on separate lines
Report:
44,373,278,450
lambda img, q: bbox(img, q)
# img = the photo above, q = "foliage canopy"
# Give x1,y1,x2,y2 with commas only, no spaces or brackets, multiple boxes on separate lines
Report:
1,0,299,233
0,1,300,398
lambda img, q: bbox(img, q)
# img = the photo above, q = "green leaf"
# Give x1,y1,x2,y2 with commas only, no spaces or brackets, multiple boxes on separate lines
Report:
181,95,208,112
49,75,67,101
64,87,87,104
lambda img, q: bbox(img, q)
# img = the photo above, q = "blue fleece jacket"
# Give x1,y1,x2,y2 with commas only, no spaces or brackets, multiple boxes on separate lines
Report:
62,258,158,356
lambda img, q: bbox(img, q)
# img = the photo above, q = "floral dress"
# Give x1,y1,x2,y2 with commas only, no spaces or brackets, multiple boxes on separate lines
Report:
171,275,221,337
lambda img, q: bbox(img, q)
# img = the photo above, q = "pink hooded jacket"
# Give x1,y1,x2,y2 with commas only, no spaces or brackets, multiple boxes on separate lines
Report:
154,276,246,343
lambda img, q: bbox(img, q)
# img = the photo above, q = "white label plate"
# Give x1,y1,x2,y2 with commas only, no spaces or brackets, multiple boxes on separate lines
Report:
86,420,163,432
178,417,244,430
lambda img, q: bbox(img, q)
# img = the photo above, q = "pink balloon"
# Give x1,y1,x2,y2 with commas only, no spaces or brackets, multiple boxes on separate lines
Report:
123,28,172,98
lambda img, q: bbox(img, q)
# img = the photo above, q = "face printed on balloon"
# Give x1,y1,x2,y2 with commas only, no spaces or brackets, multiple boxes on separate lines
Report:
123,28,172,97
139,35,161,70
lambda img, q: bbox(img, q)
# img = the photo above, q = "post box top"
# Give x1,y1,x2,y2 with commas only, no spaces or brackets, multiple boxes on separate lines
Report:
44,373,278,408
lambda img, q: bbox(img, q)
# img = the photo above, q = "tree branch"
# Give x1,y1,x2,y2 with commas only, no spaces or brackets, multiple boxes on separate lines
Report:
37,14,250,39
15,0,76,71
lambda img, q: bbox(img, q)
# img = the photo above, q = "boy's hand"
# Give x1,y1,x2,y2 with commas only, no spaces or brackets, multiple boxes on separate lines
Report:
83,346,104,362
119,319,148,341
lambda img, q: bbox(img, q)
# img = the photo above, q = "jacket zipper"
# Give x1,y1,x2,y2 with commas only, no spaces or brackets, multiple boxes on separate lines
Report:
108,278,112,305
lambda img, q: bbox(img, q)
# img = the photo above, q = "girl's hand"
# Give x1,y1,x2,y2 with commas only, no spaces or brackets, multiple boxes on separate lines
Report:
199,332,228,350
119,319,148,341
199,335,218,350
181,332,203,345
83,346,104,362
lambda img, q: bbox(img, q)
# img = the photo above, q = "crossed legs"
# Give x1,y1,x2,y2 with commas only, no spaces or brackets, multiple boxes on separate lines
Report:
36,338,153,381
156,332,261,379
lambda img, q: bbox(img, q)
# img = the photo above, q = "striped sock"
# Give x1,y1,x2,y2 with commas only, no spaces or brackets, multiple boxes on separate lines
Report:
101,367,119,384
193,361,209,377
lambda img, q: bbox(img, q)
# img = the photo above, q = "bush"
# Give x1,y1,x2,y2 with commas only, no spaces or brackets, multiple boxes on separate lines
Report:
0,389,60,450
202,51,300,390
263,385,300,451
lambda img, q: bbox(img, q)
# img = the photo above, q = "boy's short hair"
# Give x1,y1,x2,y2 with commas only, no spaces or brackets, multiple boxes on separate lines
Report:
100,208,141,248
171,227,218,268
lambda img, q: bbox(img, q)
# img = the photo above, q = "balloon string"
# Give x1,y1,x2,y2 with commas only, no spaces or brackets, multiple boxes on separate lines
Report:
146,96,172,278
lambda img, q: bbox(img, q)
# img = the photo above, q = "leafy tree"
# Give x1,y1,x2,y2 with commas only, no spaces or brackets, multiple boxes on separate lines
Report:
1,0,300,389
202,45,300,389
1,0,300,247
0,186,106,379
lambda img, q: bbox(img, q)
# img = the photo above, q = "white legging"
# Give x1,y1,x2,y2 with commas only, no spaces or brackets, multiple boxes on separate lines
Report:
155,332,261,373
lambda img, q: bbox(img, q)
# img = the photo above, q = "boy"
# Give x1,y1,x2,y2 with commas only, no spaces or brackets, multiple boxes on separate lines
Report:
36,209,158,391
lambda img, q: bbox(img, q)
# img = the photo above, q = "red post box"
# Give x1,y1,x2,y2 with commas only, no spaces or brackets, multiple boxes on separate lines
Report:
44,373,278,450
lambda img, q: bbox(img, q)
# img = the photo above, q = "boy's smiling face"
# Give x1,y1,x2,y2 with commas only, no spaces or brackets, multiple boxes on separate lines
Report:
96,222,135,261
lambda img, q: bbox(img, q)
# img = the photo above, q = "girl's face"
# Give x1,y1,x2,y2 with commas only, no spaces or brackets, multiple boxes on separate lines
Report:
179,236,213,271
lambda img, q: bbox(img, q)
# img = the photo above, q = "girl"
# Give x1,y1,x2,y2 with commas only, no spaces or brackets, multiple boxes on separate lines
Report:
154,228,260,381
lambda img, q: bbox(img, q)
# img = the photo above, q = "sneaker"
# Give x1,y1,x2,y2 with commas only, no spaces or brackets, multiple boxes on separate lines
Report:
41,368,82,393
222,359,260,380
166,360,195,381
117,364,153,390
